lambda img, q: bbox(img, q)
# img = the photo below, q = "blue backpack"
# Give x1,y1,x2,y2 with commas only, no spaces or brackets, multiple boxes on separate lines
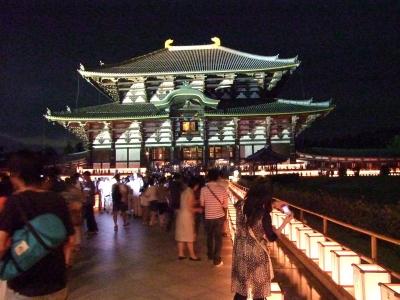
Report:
0,211,67,281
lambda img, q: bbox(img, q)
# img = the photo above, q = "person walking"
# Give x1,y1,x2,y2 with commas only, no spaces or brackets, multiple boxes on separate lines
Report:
175,177,202,260
231,182,292,300
127,173,143,217
111,174,129,231
82,171,98,234
0,151,75,299
140,177,158,226
61,175,84,264
200,168,228,267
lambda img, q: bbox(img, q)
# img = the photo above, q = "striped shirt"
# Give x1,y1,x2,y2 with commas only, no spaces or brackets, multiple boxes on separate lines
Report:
200,181,228,220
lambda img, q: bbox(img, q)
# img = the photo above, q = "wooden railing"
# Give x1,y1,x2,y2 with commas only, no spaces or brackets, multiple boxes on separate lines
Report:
229,181,400,280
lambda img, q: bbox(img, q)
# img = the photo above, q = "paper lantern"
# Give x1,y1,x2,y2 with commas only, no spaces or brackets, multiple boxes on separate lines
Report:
304,232,325,259
353,264,390,300
266,282,284,300
289,221,304,242
273,212,287,228
379,283,400,300
331,250,360,286
296,227,314,250
318,241,343,272
270,210,279,227
281,215,290,235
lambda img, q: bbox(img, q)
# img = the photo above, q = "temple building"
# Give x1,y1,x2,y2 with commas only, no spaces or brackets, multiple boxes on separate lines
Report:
45,38,334,170
298,148,400,172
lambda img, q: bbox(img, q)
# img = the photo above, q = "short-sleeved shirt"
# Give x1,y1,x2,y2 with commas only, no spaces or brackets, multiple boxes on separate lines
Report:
200,182,228,220
0,190,74,297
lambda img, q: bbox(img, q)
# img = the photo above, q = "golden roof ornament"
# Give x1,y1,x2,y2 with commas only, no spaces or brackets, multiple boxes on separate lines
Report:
164,39,174,49
211,37,221,47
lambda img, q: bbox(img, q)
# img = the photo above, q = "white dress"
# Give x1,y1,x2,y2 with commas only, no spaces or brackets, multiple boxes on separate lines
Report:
175,187,196,242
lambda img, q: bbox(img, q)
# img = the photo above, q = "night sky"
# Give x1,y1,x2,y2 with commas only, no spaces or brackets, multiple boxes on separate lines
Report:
1,1,399,151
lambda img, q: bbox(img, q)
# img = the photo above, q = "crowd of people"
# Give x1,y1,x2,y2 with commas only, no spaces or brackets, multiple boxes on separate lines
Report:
0,150,292,300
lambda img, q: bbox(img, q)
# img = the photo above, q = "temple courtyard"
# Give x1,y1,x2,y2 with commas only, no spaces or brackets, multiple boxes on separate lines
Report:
67,213,320,300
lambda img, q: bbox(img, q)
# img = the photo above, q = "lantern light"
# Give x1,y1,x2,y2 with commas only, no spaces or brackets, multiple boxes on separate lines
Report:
289,221,304,242
318,241,343,272
331,250,361,286
353,264,390,300
296,227,314,250
379,283,400,300
304,232,325,260
273,212,286,228
268,282,284,300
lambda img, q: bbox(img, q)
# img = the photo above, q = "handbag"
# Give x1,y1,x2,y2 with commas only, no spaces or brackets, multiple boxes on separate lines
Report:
248,226,275,280
0,201,67,281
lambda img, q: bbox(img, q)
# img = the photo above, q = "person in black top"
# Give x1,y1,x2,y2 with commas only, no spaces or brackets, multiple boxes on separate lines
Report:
111,174,129,231
82,171,98,234
0,151,75,299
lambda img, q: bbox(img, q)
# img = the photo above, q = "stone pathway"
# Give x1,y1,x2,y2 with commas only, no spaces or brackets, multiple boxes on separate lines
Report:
68,213,233,300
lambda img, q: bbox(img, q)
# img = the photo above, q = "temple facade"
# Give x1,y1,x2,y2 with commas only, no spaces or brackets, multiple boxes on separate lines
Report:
46,38,334,170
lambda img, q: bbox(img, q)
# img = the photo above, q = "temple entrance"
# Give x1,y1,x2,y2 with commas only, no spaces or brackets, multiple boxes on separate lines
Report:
181,146,203,166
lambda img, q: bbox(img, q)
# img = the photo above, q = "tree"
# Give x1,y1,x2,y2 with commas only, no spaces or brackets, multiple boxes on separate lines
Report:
338,165,347,177
379,164,390,176
63,141,74,154
75,142,85,153
387,135,400,153
42,146,59,166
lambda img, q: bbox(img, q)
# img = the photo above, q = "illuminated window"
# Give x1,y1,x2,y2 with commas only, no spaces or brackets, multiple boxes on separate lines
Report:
209,146,233,159
183,147,203,160
181,121,198,133
150,148,170,160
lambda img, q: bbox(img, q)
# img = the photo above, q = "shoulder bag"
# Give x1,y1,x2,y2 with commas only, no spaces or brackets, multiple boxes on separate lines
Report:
206,185,227,217
0,200,67,280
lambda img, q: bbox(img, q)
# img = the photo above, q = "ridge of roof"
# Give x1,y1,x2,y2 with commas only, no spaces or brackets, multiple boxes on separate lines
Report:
80,42,299,76
167,44,293,62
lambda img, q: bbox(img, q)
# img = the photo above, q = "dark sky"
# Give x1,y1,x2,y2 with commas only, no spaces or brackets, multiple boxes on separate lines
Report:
1,0,399,151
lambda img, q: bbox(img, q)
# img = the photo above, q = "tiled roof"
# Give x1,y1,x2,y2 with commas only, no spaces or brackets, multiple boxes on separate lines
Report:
47,103,167,121
80,44,299,76
207,101,333,116
300,148,400,158
46,99,333,122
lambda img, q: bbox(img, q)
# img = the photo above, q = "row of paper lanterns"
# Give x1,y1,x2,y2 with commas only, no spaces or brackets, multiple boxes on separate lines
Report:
271,210,399,300
228,183,399,300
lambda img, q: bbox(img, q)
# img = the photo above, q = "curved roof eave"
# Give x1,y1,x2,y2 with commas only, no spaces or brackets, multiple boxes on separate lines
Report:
45,114,170,122
77,64,300,78
205,107,334,118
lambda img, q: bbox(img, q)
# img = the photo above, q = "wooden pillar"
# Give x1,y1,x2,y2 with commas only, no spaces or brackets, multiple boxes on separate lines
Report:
290,115,299,163
265,116,271,146
233,118,240,165
87,140,94,169
170,118,178,164
203,119,209,167
107,123,116,168
139,122,147,168
110,139,116,168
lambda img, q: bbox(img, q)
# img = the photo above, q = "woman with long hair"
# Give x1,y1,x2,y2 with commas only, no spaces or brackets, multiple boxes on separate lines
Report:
175,177,203,260
231,181,292,300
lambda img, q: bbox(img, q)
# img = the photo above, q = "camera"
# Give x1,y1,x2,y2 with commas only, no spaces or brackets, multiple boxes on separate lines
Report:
281,205,291,215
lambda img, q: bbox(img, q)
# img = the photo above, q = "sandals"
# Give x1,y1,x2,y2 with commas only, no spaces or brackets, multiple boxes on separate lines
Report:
189,257,201,261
